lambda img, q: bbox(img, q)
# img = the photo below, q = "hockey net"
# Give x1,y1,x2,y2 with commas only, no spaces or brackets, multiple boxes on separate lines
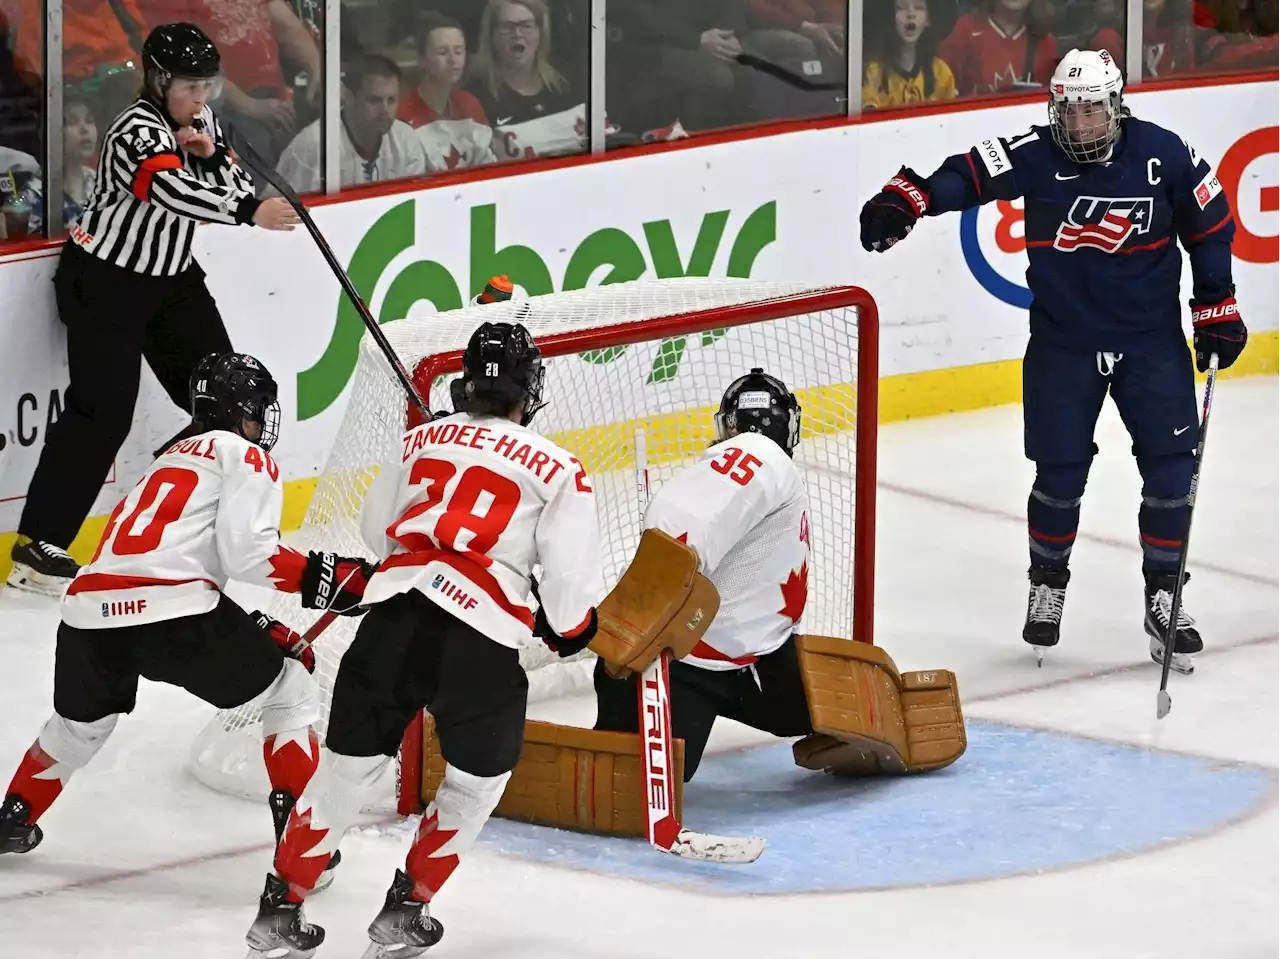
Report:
188,278,878,813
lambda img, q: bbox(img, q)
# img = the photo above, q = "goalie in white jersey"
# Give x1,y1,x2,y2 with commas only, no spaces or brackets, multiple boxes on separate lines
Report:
253,322,604,959
595,369,817,781
0,353,373,885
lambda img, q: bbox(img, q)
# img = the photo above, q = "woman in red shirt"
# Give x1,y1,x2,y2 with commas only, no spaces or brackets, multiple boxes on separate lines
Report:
937,0,1058,95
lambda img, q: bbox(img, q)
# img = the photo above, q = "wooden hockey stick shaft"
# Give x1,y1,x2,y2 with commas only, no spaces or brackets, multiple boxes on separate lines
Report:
1156,352,1219,719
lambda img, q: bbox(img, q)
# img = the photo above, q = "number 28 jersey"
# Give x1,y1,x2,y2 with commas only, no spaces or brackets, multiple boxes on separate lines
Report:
61,430,305,629
359,412,605,650
645,431,811,671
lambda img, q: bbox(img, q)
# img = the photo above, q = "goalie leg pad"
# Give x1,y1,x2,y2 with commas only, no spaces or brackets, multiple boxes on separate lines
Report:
792,635,966,776
591,529,720,676
420,715,684,837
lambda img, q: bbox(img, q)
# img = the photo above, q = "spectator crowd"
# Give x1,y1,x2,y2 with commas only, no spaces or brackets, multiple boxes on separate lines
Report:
0,0,1274,236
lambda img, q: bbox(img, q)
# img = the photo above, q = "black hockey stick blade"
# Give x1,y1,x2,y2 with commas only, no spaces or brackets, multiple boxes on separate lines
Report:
1155,351,1219,719
735,52,847,92
218,121,431,418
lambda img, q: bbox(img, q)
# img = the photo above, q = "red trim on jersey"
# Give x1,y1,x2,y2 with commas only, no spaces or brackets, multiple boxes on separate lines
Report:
965,151,981,193
379,550,535,628
132,154,182,200
66,572,219,595
1025,236,1171,254
689,640,760,666
558,608,595,639
1187,211,1233,243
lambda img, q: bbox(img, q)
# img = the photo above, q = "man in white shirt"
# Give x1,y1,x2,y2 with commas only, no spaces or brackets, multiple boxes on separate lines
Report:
275,53,428,192
594,368,816,781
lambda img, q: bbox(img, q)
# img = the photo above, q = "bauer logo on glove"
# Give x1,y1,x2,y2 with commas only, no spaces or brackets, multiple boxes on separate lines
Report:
300,551,376,615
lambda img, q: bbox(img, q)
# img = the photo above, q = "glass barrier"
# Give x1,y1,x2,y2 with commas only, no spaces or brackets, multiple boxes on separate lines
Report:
0,0,45,242
1127,0,1277,79
605,0,849,146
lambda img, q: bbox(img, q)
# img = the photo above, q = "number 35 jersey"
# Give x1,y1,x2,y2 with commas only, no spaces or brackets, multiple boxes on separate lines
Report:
359,412,605,651
644,431,811,671
61,430,305,629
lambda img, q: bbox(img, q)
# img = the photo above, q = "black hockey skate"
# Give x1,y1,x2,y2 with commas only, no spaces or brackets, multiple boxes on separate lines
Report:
1023,566,1070,666
268,789,341,893
1144,571,1202,676
7,536,79,596
361,869,444,959
245,873,325,959
0,794,43,855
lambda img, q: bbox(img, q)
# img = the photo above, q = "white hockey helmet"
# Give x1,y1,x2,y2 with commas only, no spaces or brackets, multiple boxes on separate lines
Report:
1048,49,1125,164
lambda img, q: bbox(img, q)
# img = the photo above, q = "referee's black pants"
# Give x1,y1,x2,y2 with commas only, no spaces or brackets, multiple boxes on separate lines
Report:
18,241,233,548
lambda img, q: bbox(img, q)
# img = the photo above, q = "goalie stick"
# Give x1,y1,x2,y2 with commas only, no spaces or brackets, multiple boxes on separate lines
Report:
212,120,431,420
633,429,767,864
1156,352,1219,720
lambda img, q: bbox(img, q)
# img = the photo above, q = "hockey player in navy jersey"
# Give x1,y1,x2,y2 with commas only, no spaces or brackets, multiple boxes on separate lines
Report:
859,48,1247,673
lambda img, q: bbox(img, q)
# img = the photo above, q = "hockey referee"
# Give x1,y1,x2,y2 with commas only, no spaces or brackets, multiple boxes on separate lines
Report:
7,22,301,596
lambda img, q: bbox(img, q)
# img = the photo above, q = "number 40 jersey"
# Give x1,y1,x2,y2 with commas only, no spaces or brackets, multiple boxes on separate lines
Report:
644,430,811,672
359,411,605,651
61,430,306,629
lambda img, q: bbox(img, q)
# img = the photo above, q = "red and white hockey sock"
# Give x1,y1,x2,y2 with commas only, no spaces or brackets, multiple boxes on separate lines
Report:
5,714,118,823
404,764,510,902
274,752,388,901
262,728,320,800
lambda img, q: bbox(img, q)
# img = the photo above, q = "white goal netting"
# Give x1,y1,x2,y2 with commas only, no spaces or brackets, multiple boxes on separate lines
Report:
189,278,874,808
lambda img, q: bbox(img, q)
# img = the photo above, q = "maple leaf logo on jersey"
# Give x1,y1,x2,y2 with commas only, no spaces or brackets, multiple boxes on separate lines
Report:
1053,196,1155,253
778,561,808,624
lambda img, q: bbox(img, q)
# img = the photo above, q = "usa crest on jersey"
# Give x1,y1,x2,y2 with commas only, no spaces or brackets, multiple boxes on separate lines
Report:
1053,196,1155,253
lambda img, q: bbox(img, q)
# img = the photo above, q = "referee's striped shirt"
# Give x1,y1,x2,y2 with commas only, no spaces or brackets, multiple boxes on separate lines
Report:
72,99,260,277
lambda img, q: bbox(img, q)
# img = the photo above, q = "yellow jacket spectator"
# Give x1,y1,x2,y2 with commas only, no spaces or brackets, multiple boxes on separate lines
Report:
862,0,959,108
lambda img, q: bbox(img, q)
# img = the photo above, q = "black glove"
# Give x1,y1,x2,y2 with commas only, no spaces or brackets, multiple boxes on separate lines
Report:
250,610,314,672
535,605,598,658
300,551,376,615
1190,296,1247,372
860,167,931,253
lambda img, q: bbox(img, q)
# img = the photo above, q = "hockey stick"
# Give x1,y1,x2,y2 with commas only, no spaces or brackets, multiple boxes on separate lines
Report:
633,429,766,864
213,120,430,419
1156,351,1219,720
735,52,846,92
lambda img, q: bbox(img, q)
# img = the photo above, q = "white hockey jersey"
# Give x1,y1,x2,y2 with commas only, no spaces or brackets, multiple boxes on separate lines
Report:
275,116,428,193
61,431,305,629
359,412,604,650
645,431,810,671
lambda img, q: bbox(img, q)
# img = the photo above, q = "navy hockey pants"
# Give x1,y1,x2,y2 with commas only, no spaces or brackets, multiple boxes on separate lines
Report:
1022,330,1198,572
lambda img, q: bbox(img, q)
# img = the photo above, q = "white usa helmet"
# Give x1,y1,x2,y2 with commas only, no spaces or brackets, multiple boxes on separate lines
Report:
1048,49,1125,164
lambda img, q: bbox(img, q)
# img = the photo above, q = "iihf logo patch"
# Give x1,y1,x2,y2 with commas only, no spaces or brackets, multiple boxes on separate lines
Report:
102,602,109,618
431,574,445,589
1053,196,1155,253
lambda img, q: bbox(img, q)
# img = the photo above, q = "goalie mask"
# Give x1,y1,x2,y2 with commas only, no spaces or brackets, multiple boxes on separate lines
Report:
715,368,801,456
460,321,546,425
190,352,281,451
1048,48,1125,164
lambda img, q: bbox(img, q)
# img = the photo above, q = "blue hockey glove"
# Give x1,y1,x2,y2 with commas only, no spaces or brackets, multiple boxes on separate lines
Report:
1191,296,1247,372
860,167,931,253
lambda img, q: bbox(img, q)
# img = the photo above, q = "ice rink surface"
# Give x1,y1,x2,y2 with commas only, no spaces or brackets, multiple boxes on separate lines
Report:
0,378,1274,959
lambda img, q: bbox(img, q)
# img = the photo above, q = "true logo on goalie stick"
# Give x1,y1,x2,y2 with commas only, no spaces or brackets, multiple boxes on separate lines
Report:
1053,196,1155,253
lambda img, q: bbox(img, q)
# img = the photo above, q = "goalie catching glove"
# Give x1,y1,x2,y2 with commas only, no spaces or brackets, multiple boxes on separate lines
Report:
588,529,720,676
300,551,376,615
251,611,314,673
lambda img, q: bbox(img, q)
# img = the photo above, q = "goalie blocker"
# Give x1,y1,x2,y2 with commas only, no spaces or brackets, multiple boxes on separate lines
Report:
414,632,966,833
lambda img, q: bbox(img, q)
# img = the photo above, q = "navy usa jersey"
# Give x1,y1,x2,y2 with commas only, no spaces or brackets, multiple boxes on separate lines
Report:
924,117,1235,351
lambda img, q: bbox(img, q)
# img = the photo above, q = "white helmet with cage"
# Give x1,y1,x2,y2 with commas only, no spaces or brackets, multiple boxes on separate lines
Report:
1048,49,1126,164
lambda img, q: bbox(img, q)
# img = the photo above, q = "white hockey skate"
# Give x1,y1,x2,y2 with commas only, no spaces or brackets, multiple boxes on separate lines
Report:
1145,572,1202,676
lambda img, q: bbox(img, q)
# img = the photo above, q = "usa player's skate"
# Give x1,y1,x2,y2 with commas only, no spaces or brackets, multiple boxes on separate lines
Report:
1023,567,1069,666
268,790,341,893
0,794,43,855
360,869,444,959
6,536,79,596
245,873,324,959
1144,571,1202,675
